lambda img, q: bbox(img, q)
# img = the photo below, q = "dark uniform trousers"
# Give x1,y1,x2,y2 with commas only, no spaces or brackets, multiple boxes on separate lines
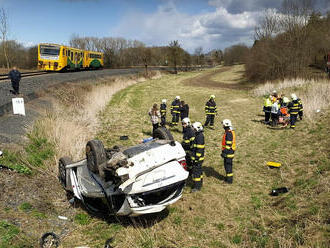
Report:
191,131,205,190
288,100,301,128
160,103,166,126
204,100,217,128
171,100,181,126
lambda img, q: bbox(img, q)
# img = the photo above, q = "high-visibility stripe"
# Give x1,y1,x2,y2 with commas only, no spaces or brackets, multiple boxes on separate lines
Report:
226,141,232,144
195,144,205,148
199,157,205,161
227,173,233,177
225,145,231,149
184,140,190,143
193,177,201,181
227,154,234,158
190,137,195,141
196,153,202,157
206,113,216,115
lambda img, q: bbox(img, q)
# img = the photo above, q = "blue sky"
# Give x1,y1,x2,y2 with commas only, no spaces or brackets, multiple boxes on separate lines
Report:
1,0,330,53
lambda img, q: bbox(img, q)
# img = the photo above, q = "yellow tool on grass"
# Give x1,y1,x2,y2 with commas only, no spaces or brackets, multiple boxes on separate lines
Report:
267,161,281,168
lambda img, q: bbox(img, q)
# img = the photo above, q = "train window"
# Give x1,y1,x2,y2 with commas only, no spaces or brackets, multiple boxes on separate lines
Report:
71,52,73,60
63,49,65,56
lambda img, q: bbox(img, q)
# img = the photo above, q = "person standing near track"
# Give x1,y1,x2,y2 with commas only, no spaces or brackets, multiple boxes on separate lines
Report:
8,66,21,95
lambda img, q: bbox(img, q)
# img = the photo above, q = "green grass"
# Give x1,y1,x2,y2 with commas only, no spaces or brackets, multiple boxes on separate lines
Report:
25,133,54,167
74,213,91,225
0,150,32,174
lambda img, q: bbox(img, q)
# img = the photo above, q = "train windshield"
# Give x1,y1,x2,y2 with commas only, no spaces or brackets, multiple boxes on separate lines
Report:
40,45,60,56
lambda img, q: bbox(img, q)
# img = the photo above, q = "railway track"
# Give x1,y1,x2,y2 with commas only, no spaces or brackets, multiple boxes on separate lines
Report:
0,71,48,81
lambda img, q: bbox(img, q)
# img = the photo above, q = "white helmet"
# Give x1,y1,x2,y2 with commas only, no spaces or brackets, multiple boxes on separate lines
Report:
182,117,191,126
192,122,203,132
291,93,297,101
210,94,215,99
175,96,180,100
272,90,277,94
222,119,232,127
0,150,2,157
162,99,166,103
283,96,290,103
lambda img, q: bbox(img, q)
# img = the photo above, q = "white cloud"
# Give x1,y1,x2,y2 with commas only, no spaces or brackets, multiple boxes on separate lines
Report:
110,1,263,52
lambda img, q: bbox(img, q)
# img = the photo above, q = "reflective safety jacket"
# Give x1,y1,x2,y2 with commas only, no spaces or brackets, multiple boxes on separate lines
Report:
222,129,236,158
182,126,195,151
205,99,217,115
288,100,301,115
171,99,181,114
191,131,205,162
160,103,167,116
264,98,272,107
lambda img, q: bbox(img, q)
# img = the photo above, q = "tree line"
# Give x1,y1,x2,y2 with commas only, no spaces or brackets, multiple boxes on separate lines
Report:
223,0,330,81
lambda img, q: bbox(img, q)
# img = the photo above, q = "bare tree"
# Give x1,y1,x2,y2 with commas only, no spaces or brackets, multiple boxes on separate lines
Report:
168,40,182,74
194,46,205,67
0,8,10,69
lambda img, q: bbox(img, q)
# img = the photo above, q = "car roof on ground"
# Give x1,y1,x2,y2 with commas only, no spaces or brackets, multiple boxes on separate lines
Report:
123,140,170,158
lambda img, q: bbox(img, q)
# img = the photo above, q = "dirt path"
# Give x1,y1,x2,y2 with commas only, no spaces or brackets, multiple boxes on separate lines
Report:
183,65,253,90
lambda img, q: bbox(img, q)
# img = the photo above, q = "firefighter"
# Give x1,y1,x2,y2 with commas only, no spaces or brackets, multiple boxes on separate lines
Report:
263,95,272,124
170,96,181,126
160,99,167,126
181,117,195,172
179,100,189,121
191,122,205,192
221,119,236,184
288,93,301,129
270,98,280,127
204,95,217,129
297,96,304,120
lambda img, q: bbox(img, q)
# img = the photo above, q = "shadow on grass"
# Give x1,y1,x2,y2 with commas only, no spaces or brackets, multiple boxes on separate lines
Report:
204,166,226,182
251,119,265,124
142,130,153,137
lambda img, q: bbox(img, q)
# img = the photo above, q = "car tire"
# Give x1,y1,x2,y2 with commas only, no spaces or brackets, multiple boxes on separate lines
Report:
86,140,107,174
58,157,72,188
153,127,174,141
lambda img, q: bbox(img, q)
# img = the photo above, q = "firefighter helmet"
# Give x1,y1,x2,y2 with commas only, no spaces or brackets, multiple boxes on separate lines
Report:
291,93,297,101
175,96,180,100
182,117,191,126
210,94,215,99
162,99,166,103
222,119,232,128
192,122,203,132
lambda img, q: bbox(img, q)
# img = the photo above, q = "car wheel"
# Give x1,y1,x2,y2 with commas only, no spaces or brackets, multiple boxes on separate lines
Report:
58,157,72,188
153,127,174,141
86,140,107,174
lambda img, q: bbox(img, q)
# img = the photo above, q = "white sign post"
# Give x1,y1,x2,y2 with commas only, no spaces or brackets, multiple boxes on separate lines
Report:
12,98,25,116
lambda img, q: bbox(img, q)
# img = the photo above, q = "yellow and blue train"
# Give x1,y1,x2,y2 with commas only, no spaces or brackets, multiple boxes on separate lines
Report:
38,43,104,71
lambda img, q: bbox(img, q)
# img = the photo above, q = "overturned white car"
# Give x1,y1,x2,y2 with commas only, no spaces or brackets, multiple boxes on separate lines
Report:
58,127,189,216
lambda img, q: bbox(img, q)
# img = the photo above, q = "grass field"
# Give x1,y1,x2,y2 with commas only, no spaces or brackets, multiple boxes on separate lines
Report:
59,66,329,247
0,66,329,247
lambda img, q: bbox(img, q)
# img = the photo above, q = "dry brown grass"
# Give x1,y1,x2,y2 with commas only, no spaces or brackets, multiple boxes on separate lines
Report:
32,73,160,170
